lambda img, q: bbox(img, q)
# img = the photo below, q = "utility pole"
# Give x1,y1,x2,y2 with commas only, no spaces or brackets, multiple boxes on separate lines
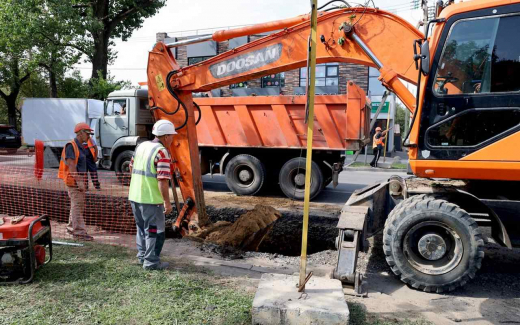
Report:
422,0,429,34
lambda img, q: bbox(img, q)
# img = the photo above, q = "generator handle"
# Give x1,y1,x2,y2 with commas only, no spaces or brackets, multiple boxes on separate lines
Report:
19,215,51,284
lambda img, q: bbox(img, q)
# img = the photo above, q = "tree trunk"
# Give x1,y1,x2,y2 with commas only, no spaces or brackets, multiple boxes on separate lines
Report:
49,68,58,98
90,36,109,80
6,95,18,128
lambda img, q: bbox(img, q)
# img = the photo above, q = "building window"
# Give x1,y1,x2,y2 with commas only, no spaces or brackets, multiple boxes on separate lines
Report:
262,73,285,87
299,63,339,87
188,56,214,65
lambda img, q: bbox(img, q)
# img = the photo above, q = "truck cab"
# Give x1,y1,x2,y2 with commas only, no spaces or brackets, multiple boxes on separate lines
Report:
98,89,154,173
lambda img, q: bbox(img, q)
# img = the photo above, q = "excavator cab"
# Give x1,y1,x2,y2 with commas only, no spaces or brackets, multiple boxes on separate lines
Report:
143,0,520,294
334,0,520,294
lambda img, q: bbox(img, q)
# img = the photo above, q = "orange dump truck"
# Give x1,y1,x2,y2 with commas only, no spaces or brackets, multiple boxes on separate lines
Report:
194,81,370,199
105,82,369,200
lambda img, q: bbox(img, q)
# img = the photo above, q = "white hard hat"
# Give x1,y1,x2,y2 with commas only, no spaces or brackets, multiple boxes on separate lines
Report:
152,119,177,136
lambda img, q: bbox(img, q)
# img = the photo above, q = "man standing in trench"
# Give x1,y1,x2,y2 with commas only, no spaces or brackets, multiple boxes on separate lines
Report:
58,122,94,241
128,120,175,270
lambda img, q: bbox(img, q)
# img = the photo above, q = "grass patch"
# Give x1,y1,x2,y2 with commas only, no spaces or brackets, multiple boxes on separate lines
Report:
349,302,432,325
390,163,408,169
0,243,252,325
348,162,371,167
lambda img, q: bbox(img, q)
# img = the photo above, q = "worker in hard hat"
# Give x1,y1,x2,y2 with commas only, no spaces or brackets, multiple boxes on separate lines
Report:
58,122,94,241
128,119,176,270
370,126,390,168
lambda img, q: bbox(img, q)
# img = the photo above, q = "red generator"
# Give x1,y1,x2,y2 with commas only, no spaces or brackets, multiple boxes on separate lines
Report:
0,215,52,284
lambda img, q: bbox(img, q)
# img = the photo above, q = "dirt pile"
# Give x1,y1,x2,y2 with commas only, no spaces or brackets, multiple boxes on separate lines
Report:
193,205,281,251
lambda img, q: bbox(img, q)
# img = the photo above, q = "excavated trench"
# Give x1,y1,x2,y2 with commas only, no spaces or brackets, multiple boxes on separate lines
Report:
0,184,340,257
166,205,340,256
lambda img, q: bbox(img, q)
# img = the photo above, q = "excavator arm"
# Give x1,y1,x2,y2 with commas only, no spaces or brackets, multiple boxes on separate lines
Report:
146,7,423,232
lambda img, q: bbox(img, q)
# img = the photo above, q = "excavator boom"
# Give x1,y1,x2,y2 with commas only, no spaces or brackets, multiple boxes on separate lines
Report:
147,6,423,231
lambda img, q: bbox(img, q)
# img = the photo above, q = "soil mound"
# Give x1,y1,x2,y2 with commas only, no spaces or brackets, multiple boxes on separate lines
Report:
194,205,281,251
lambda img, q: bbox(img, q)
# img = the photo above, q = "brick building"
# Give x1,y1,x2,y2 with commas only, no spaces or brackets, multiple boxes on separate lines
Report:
156,31,369,98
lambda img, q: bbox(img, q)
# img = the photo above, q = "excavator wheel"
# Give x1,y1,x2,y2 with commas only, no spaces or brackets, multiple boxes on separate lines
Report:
383,195,485,293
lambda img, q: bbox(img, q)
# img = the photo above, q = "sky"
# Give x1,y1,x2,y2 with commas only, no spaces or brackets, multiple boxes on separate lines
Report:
75,0,428,85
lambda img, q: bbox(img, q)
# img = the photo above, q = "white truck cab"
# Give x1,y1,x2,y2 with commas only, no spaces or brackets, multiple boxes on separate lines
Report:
98,89,153,174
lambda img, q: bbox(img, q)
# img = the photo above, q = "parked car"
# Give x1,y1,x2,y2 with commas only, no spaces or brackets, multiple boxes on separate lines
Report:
0,125,22,154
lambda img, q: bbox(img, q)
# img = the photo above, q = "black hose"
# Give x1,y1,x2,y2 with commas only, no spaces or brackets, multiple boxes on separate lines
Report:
318,0,351,10
154,70,203,131
193,101,202,125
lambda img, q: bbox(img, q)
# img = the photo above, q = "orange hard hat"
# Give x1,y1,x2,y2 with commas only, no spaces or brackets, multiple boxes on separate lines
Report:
375,127,382,131
74,122,93,134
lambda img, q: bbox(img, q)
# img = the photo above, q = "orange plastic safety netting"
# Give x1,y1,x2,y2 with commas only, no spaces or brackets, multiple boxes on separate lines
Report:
0,145,136,247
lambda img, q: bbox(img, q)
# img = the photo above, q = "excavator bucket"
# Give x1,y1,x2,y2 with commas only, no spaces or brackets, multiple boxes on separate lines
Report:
333,176,405,293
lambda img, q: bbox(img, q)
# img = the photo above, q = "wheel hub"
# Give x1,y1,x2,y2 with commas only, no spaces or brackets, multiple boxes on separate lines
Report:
418,233,447,261
121,161,131,173
294,173,305,186
238,169,252,182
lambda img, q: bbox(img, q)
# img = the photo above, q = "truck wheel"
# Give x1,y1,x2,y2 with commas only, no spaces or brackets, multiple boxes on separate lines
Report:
383,195,485,293
115,150,134,185
224,154,266,196
279,158,323,200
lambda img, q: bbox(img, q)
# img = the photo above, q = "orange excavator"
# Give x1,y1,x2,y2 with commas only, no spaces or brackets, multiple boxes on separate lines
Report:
147,0,520,292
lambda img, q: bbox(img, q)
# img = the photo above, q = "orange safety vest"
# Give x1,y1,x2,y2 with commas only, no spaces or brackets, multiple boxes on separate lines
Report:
372,133,384,149
85,138,97,161
58,140,80,187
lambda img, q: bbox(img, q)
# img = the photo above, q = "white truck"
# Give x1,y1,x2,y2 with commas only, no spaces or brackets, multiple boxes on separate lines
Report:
21,89,155,174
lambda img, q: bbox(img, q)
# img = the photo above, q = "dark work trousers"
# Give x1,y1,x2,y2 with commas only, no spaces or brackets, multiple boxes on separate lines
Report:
370,147,382,167
130,201,166,268
85,158,101,190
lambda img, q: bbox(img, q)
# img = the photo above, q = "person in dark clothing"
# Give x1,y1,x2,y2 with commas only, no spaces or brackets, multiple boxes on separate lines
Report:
82,136,101,190
370,126,390,168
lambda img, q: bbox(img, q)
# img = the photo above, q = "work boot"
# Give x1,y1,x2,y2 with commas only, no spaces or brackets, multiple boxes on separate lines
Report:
144,262,170,271
73,234,94,241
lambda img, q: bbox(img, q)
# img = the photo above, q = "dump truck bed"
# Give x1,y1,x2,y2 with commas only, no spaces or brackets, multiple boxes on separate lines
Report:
194,82,370,151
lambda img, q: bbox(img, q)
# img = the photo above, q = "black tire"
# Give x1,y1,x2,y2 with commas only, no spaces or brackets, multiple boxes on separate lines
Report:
383,195,485,293
279,157,323,200
114,150,134,186
224,154,266,196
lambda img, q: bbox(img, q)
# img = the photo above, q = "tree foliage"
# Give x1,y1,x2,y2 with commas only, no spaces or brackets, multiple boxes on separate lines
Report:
0,0,47,127
395,103,407,135
57,0,166,81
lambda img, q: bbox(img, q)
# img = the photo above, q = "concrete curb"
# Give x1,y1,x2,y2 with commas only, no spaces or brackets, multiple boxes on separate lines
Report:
178,254,295,275
343,167,407,173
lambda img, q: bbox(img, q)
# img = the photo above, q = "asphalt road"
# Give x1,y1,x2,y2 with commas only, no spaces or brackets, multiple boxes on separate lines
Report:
202,169,408,205
0,153,407,205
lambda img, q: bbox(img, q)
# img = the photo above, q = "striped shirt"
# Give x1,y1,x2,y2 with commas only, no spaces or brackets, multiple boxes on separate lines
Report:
129,139,171,180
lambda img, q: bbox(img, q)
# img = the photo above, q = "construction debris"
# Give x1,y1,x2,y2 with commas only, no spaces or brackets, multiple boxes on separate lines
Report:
192,205,282,251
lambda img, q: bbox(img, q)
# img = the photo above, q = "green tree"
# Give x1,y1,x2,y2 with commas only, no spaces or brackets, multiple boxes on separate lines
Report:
395,103,407,135
62,0,166,81
0,0,42,127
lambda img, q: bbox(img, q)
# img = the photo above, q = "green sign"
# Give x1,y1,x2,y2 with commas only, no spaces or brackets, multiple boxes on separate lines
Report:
371,101,389,114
